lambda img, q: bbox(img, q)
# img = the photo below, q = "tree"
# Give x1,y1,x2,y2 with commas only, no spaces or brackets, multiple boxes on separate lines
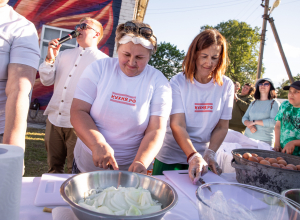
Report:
276,73,300,98
148,42,185,80
201,20,263,85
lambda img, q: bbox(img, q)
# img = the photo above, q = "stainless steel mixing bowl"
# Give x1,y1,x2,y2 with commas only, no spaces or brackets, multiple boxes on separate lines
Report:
60,170,178,220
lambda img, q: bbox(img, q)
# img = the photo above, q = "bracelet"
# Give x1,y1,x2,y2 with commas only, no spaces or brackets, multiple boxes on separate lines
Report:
187,152,197,163
45,56,55,63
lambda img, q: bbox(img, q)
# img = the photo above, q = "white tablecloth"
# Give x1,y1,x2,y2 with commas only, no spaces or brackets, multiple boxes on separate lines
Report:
19,173,237,220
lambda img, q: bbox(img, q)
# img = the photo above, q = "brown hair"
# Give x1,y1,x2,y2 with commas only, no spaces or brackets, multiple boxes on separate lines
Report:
254,80,277,100
182,29,228,86
244,83,256,96
115,20,157,54
79,17,103,44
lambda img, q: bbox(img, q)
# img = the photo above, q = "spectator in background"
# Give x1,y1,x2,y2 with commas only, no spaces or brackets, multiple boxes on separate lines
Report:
229,83,255,133
0,1,40,152
274,81,300,156
234,81,240,93
39,17,108,173
242,78,280,146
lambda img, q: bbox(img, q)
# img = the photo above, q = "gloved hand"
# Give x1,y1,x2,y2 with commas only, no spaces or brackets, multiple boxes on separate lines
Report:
203,149,222,176
188,152,208,184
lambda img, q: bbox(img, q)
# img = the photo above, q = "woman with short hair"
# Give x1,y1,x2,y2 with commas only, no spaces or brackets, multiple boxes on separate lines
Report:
70,20,172,174
242,78,280,146
153,29,234,184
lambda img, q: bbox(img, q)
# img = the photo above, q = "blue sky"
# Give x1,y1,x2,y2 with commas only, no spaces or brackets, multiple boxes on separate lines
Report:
144,0,300,87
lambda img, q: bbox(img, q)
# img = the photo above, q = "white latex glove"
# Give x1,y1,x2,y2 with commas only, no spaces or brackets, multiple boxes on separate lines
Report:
188,153,208,184
203,149,222,175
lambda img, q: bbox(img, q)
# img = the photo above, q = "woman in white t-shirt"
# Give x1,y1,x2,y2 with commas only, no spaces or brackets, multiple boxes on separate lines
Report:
154,29,234,184
70,21,172,174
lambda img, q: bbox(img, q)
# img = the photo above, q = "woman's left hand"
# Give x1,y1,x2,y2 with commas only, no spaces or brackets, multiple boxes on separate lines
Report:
128,161,147,174
249,125,257,133
203,149,222,175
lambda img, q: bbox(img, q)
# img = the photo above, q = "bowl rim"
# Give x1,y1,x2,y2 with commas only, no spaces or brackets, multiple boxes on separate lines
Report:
60,170,178,219
196,182,300,217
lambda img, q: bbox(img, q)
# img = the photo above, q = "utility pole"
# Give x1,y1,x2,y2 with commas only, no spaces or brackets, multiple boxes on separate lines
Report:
269,18,294,83
256,0,270,80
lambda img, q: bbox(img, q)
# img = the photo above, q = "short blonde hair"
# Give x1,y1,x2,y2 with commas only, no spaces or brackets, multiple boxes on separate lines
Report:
115,20,157,54
182,29,228,86
79,17,103,44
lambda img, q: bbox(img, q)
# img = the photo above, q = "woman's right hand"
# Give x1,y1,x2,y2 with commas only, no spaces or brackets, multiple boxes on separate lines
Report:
47,38,61,60
188,153,208,184
91,142,119,170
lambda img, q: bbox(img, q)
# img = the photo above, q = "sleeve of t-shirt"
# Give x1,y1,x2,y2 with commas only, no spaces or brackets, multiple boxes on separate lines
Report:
150,73,172,118
220,79,234,120
10,22,40,70
74,60,102,105
170,76,184,115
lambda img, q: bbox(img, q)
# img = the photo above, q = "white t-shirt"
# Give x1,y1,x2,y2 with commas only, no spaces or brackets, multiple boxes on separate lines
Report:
73,58,172,171
156,72,234,164
0,5,40,133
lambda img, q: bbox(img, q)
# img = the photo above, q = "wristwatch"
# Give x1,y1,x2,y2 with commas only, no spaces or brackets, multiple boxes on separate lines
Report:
253,120,255,123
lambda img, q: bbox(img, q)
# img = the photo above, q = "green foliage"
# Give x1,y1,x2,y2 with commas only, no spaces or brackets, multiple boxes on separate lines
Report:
201,20,262,85
149,42,185,80
276,73,300,98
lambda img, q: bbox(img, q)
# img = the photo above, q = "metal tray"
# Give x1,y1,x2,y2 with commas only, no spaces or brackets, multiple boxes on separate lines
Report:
231,148,300,193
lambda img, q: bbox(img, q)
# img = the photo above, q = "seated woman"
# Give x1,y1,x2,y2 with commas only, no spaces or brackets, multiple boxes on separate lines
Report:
242,78,280,146
153,29,234,184
70,21,172,174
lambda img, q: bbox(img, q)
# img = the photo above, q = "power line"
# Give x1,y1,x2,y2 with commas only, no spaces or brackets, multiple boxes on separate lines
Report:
234,0,256,20
225,4,261,41
147,0,250,15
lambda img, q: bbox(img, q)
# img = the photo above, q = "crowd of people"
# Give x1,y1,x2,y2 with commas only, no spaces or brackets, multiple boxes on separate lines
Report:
1,0,300,183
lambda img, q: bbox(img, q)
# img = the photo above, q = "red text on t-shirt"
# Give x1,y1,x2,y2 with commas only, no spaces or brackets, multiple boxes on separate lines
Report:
110,92,136,106
195,103,213,112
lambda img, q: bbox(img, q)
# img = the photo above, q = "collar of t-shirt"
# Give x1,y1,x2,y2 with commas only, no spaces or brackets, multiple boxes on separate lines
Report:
117,63,148,79
0,4,9,12
193,77,214,88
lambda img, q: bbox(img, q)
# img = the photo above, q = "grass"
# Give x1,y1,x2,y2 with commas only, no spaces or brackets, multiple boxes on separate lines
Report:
24,127,68,177
24,128,48,177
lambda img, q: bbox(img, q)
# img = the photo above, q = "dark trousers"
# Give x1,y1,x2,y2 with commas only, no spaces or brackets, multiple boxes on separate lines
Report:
45,119,77,173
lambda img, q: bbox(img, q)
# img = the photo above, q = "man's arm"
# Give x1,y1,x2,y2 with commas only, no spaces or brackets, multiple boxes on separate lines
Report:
3,63,36,150
236,96,254,112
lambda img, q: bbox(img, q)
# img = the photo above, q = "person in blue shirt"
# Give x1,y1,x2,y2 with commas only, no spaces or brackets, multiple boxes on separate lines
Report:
242,78,280,146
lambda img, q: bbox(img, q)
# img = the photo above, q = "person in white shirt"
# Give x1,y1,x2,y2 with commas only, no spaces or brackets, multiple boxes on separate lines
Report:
70,21,172,174
39,17,108,173
154,29,234,184
0,0,40,152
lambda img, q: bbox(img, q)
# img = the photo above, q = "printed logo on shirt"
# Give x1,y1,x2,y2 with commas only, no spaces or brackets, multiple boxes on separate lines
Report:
110,92,136,106
195,103,213,112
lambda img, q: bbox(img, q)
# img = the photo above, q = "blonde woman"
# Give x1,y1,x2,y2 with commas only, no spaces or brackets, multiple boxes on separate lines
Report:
70,21,172,174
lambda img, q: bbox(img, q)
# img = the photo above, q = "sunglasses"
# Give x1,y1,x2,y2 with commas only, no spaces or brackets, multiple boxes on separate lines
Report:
124,21,155,40
258,82,270,87
75,23,98,33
